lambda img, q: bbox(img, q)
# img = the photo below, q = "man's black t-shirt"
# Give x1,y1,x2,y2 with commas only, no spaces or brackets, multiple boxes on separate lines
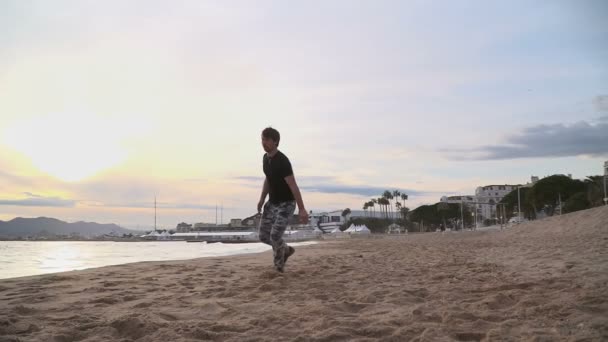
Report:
263,151,295,203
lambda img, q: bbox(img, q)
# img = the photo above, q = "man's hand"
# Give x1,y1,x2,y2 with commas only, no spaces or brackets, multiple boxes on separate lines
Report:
257,199,264,214
299,210,309,224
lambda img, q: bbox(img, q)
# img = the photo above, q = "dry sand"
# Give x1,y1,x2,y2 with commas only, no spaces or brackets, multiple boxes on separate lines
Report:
1,206,607,341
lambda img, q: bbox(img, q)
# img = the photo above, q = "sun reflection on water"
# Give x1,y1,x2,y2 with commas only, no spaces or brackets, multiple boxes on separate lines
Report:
38,242,88,273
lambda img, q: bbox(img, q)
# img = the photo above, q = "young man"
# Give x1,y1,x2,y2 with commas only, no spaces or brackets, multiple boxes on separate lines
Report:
258,127,308,272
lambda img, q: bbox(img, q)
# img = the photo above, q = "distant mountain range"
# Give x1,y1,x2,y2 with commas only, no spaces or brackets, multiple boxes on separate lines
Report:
0,217,137,238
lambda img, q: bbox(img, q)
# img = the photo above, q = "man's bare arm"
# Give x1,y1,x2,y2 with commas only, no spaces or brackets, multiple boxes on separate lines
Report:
258,178,269,213
260,177,269,202
285,175,306,213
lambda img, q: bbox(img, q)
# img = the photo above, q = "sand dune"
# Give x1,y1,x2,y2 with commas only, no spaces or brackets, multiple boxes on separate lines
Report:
1,206,606,341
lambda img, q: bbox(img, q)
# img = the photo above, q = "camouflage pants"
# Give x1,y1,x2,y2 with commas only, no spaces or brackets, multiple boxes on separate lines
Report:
259,200,296,269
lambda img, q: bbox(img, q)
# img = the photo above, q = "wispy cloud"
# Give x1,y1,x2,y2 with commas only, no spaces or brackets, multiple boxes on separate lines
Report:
82,201,220,210
233,176,264,183
442,116,608,160
234,175,429,197
0,194,75,207
594,95,608,113
299,184,429,197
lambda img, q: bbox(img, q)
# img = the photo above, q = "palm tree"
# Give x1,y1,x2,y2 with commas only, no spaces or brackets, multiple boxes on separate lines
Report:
400,206,409,221
388,192,395,219
382,191,392,219
341,208,351,221
401,193,408,219
371,199,377,218
379,197,389,218
363,203,369,217
393,190,401,220
395,202,402,221
437,202,449,229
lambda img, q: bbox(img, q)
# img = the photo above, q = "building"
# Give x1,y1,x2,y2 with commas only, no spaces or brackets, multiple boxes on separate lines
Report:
230,219,242,227
440,176,540,223
311,210,343,224
440,195,476,207
474,176,539,221
307,209,372,233
241,214,261,227
475,185,518,220
176,222,192,232
193,222,215,230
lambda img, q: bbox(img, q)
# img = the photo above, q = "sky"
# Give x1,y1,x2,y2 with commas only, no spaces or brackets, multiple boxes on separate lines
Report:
1,0,607,229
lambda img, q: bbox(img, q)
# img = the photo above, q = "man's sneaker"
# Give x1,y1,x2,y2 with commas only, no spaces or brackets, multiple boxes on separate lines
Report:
284,246,295,263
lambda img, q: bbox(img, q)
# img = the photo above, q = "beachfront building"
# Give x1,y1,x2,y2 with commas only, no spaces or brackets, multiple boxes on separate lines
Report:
309,209,369,233
176,222,193,232
475,185,519,221
440,195,476,208
475,176,542,221
241,214,261,227
311,210,368,223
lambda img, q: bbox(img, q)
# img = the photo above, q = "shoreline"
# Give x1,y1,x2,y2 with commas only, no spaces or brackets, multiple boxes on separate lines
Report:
0,241,319,281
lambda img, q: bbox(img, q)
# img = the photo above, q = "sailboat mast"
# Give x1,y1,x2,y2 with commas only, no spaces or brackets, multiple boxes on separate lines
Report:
154,196,157,231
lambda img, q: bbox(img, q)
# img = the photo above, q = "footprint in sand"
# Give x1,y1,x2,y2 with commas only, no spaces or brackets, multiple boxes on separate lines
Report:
122,294,138,302
132,301,153,309
454,332,487,342
110,315,150,340
12,305,38,315
90,296,121,305
482,293,518,310
157,312,179,321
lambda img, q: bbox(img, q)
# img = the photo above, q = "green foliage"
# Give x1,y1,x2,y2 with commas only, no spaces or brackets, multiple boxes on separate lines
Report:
409,202,471,230
499,187,533,220
563,192,591,213
341,208,351,218
399,206,410,220
409,204,438,225
526,175,586,215
584,176,605,207
528,175,585,211
500,174,603,218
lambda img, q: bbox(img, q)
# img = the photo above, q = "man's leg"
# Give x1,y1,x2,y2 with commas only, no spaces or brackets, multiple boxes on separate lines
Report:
270,201,296,272
258,202,275,246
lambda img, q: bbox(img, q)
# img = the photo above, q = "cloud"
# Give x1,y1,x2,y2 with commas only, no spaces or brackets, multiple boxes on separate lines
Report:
594,95,608,113
0,194,75,207
234,175,429,197
233,176,264,183
0,169,35,187
299,184,428,197
82,201,219,210
442,117,608,160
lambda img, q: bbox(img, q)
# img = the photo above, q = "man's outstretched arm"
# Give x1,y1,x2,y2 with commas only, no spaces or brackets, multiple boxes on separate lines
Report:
258,177,269,213
285,175,308,223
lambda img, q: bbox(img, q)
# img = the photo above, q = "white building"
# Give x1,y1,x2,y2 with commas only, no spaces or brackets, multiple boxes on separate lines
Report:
308,209,369,233
440,177,540,223
440,195,476,206
475,184,519,221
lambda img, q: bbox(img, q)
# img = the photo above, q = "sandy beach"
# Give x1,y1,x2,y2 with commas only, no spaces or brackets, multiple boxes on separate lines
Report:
1,206,606,341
